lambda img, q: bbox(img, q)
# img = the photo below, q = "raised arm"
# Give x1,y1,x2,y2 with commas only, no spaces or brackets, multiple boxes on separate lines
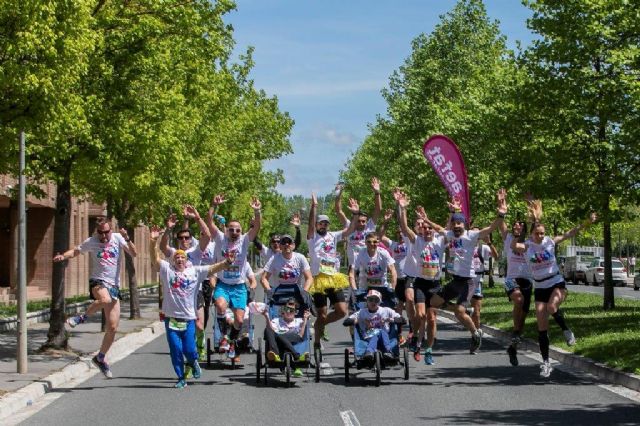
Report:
394,189,416,243
184,205,210,251
333,183,349,227
149,225,163,269
291,212,302,247
496,188,509,240
247,197,262,242
339,197,361,237
307,192,317,240
371,177,382,224
553,212,597,245
118,227,137,257
377,208,393,246
159,213,177,257
477,188,508,240
206,194,227,236
416,205,446,235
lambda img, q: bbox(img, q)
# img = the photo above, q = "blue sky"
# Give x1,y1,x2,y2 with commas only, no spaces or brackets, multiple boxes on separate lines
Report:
225,1,535,197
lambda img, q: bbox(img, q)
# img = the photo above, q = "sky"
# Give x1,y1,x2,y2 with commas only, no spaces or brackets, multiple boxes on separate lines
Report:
225,1,535,197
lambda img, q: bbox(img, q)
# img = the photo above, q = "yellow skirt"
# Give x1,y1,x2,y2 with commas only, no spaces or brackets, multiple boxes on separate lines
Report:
309,272,349,294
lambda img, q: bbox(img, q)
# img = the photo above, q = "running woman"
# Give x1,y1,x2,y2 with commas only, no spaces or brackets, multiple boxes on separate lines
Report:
56,217,137,378
208,194,262,363
511,195,596,377
150,226,233,388
307,192,357,348
396,194,445,364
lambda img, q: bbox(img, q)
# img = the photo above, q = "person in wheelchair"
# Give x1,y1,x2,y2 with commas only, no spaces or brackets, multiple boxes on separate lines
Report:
343,289,403,362
261,298,311,377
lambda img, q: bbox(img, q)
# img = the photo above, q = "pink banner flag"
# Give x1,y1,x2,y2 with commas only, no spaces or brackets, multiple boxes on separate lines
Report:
422,135,471,222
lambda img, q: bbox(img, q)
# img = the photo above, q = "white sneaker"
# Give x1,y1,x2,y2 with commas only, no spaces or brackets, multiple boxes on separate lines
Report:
540,361,553,378
563,329,576,346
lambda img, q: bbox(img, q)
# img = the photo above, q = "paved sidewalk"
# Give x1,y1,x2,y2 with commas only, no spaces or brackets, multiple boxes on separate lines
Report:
0,293,160,395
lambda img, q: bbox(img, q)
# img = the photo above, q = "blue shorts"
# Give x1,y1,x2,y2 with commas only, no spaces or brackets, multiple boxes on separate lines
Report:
214,281,247,310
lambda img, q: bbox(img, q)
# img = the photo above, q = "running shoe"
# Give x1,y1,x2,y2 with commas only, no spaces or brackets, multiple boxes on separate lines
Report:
232,355,241,363
92,355,113,379
227,342,236,358
507,344,519,367
382,352,395,362
511,334,521,347
298,352,309,362
363,351,374,361
66,314,86,328
293,368,304,378
219,336,230,352
174,379,187,389
184,365,193,379
267,351,281,362
198,346,206,362
192,360,202,379
540,361,553,378
413,350,421,362
470,330,482,354
424,349,434,365
563,329,576,346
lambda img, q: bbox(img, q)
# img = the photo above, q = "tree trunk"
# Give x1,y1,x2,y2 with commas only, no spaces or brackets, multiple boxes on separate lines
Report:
41,173,71,350
125,226,140,319
603,195,615,310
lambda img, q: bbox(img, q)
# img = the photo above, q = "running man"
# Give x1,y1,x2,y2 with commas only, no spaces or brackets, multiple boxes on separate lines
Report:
511,193,596,377
307,192,357,348
56,217,137,378
349,232,397,308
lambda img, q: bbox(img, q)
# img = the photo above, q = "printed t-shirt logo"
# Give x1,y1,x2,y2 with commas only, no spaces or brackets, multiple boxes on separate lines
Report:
96,243,119,266
420,246,440,279
279,262,300,282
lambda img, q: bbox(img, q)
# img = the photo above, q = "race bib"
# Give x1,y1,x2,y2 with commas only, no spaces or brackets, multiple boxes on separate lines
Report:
168,319,187,331
319,257,337,275
422,261,439,279
366,277,383,287
223,263,241,280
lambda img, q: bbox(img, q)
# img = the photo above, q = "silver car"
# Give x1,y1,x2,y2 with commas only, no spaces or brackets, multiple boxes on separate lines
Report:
585,258,627,286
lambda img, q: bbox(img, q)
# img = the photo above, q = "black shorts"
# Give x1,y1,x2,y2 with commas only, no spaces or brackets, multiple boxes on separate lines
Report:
312,288,350,308
89,279,120,301
439,275,473,306
534,282,567,303
197,290,205,310
395,277,408,302
413,277,441,304
506,278,533,314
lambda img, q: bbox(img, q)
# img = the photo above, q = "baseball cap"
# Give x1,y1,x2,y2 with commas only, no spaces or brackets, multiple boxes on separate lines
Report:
366,289,382,302
451,212,467,224
316,214,330,223
280,234,294,243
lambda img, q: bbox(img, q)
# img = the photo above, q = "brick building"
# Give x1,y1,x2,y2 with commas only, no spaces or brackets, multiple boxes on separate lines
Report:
0,176,155,304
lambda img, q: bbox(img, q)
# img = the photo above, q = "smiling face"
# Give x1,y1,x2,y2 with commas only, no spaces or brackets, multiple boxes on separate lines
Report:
96,223,112,243
176,231,191,249
452,220,465,237
365,233,379,255
355,214,368,231
315,220,329,236
174,253,187,271
279,237,294,257
227,221,242,241
512,221,524,237
414,218,424,236
531,223,545,244
422,222,435,241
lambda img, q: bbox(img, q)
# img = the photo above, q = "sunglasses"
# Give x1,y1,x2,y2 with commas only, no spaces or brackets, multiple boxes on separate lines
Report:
279,240,293,245
97,230,111,235
228,228,241,233
177,236,190,240
366,297,380,303
366,240,379,244
270,240,280,244
282,306,296,313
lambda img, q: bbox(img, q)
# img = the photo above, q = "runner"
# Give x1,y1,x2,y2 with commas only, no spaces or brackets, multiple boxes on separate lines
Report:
349,232,397,308
511,194,596,377
159,205,212,361
307,192,357,348
396,193,445,364
55,217,137,378
150,226,233,388
207,194,262,363
469,230,498,331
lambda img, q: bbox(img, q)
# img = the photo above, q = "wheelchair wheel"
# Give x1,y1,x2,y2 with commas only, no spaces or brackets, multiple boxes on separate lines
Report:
256,338,262,384
206,338,211,367
285,353,292,387
374,351,381,387
403,348,409,380
344,348,350,383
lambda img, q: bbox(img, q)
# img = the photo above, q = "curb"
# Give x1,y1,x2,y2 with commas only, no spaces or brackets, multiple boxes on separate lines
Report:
0,286,159,331
0,320,165,421
438,310,640,392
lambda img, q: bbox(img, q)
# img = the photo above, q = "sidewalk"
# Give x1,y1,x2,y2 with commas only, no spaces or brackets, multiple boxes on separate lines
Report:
0,293,161,395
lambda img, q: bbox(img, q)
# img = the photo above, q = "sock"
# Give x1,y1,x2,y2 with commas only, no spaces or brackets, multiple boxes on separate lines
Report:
97,352,105,362
552,309,568,331
538,330,550,362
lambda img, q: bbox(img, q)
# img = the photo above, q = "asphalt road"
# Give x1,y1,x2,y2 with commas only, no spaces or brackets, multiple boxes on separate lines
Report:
18,314,640,426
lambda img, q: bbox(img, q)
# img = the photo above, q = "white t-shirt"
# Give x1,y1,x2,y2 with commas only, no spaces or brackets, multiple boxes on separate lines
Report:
526,236,563,289
504,234,531,279
270,317,305,334
264,252,310,288
346,218,376,266
354,247,395,289
413,235,446,281
445,230,480,278
402,236,418,277
77,233,128,287
159,260,210,320
308,231,343,276
472,244,492,274
349,306,400,334
389,239,408,279
260,246,275,265
214,230,250,285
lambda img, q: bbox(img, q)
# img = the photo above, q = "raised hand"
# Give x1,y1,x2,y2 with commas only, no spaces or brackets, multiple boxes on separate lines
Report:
496,188,507,215
183,204,198,219
383,208,394,222
347,198,360,214
334,182,344,195
212,194,227,206
250,197,262,211
396,191,410,209
290,212,301,227
415,205,427,220
119,227,130,241
447,195,462,213
371,177,381,194
165,213,178,229
311,192,318,206
150,225,162,240
392,187,403,203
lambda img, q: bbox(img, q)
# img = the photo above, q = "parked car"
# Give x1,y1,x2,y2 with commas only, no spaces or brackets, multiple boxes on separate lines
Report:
584,258,627,287
634,274,639,291
563,255,593,285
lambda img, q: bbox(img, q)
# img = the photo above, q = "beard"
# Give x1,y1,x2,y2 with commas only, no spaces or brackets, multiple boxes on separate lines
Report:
316,228,327,236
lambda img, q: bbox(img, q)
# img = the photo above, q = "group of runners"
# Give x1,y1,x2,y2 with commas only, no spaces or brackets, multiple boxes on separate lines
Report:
57,180,596,387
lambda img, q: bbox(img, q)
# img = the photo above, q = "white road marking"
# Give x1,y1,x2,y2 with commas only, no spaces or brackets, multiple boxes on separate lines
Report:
340,410,361,426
